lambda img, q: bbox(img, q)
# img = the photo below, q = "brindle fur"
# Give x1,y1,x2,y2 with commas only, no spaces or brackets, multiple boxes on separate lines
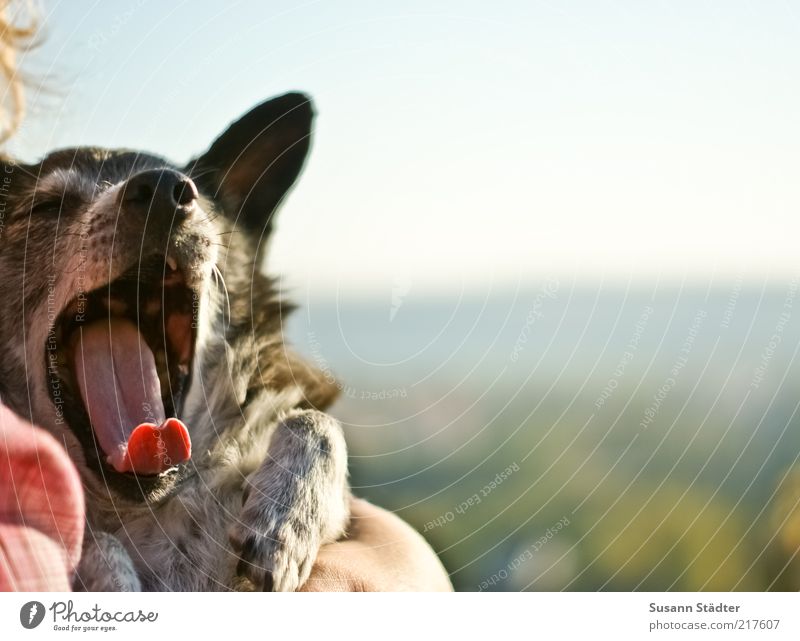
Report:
0,93,349,591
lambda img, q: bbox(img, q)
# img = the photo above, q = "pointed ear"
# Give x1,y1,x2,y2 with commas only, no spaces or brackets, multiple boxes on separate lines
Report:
186,92,314,237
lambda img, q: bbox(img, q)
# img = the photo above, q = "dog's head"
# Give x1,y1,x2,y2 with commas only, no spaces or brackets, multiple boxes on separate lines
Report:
0,92,316,503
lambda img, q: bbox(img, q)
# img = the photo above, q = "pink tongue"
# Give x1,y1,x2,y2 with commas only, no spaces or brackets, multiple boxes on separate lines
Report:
72,318,191,475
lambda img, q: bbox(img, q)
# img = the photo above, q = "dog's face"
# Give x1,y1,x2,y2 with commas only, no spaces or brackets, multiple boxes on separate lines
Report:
0,93,314,503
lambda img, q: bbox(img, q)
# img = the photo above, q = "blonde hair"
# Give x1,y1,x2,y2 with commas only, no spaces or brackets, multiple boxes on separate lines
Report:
0,0,36,144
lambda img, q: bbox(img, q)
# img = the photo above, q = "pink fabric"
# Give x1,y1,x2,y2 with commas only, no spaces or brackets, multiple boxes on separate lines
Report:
0,403,84,591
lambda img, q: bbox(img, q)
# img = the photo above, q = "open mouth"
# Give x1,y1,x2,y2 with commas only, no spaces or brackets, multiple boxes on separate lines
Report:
48,255,196,477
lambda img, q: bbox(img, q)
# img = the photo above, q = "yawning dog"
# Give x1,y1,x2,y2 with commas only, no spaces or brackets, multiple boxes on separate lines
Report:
0,92,350,591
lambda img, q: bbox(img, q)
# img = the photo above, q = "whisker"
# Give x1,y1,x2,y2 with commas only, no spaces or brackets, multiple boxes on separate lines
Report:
196,213,223,226
212,264,232,329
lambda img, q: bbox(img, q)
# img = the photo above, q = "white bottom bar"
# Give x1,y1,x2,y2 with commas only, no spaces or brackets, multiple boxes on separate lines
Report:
1,592,798,640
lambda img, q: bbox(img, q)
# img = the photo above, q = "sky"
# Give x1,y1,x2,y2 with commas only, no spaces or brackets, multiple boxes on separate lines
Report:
9,0,800,295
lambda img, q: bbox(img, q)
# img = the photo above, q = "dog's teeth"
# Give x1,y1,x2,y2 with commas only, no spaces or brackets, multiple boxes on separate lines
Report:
145,299,161,316
107,298,128,316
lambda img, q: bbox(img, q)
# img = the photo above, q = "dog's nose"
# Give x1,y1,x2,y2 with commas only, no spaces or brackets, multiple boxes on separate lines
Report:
121,169,198,219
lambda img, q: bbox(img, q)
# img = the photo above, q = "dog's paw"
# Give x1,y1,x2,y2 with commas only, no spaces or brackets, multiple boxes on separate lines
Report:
228,410,350,591
229,511,319,592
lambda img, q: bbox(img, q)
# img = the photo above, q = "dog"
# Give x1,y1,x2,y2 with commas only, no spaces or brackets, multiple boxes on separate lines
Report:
0,92,350,591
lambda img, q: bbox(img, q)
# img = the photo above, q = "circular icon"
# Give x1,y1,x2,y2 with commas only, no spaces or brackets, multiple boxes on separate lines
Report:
20,601,45,629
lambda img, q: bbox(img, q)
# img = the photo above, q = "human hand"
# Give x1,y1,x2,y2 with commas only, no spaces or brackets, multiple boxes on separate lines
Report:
0,403,84,591
299,498,453,592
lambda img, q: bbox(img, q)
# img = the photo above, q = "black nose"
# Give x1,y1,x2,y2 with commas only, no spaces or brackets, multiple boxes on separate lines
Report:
121,169,198,219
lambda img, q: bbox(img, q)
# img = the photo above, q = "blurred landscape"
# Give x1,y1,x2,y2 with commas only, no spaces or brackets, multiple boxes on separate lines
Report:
287,277,800,591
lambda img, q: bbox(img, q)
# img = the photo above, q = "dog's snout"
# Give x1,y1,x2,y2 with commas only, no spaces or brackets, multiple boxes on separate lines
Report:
121,169,198,219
